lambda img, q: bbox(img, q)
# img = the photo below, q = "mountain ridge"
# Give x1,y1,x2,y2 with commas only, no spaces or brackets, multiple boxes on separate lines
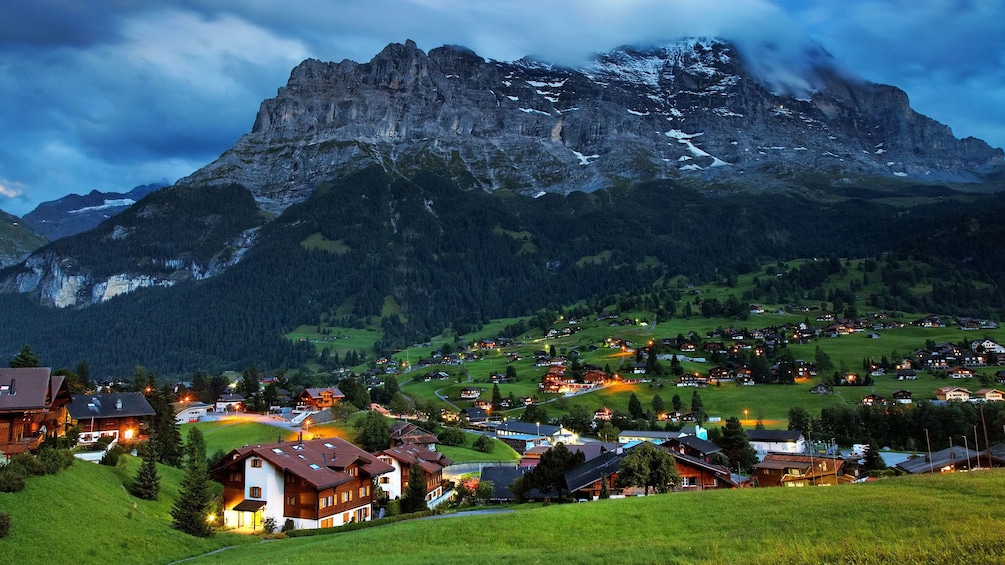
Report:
21,182,169,241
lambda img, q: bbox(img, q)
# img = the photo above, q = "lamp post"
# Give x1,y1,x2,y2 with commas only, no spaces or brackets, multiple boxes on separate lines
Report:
743,408,749,424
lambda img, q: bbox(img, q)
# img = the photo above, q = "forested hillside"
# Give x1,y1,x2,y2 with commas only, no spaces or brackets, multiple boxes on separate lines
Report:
3,166,1005,377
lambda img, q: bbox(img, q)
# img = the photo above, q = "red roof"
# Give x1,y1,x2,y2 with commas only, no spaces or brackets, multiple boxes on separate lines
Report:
217,437,392,490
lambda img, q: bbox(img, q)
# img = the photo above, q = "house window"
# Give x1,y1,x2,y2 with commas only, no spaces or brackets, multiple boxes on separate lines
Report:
379,476,390,484
342,512,350,523
359,486,368,497
250,486,262,498
251,458,262,468
319,495,334,509
288,496,296,506
342,491,352,503
230,472,242,482
320,518,333,528
682,476,696,487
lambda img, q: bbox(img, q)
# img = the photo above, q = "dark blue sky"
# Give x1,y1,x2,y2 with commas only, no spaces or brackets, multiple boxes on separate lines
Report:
1,0,1002,216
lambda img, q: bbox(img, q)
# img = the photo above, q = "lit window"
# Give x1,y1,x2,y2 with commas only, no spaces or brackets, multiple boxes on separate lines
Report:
380,476,390,484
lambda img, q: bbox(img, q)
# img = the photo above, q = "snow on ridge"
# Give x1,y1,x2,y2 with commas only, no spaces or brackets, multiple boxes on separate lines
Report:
526,79,567,88
69,199,136,214
627,109,650,116
571,150,599,166
519,108,552,116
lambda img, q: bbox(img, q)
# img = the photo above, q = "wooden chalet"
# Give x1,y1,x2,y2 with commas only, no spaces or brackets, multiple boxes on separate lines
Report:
0,367,72,457
375,445,453,502
212,437,393,531
753,454,855,487
66,392,156,445
388,421,439,449
670,451,738,490
297,387,344,412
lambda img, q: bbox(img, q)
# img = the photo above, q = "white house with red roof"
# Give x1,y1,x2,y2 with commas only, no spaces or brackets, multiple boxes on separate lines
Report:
374,445,453,502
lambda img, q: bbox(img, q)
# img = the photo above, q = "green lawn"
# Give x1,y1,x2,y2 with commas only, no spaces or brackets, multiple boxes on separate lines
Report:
0,456,253,565
185,470,1005,564
181,420,301,455
435,431,520,463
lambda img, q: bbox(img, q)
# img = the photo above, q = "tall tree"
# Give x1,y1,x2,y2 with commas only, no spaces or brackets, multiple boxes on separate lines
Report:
491,384,503,411
399,463,428,514
184,427,207,469
75,361,92,392
525,443,585,499
652,394,665,416
690,391,706,423
628,393,644,419
617,441,680,495
150,386,184,467
717,416,758,473
132,442,161,501
353,411,390,452
788,406,812,434
9,344,40,368
671,394,682,413
338,376,371,410
171,428,214,537
520,403,550,424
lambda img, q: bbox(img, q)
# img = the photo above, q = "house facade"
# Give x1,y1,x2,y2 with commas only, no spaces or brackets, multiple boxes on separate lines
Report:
0,367,72,457
212,437,393,531
753,454,853,487
175,402,213,423
388,421,439,450
374,445,452,502
671,451,738,490
215,394,245,412
935,387,971,402
66,392,155,444
297,387,344,412
746,429,807,457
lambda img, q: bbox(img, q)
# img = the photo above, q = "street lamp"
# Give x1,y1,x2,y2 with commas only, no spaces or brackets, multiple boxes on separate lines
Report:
743,408,749,423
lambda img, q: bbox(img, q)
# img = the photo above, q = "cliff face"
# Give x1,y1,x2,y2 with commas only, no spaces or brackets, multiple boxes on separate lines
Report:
180,38,1003,213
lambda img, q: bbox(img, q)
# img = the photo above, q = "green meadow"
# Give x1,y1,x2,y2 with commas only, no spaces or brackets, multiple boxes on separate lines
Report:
184,470,1005,565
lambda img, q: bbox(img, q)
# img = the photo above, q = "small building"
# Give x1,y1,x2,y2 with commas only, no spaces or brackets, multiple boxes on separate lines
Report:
935,387,971,402
375,446,453,503
891,390,913,404
754,454,854,487
1,367,72,457
495,421,577,444
459,388,480,400
809,384,833,395
746,429,807,457
67,393,156,444
216,393,246,412
297,387,345,412
175,402,213,423
974,389,1004,402
895,446,981,474
618,430,681,444
860,394,887,407
671,451,738,490
460,407,487,423
388,421,439,450
212,437,393,531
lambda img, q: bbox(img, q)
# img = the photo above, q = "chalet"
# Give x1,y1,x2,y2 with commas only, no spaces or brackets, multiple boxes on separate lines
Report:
860,394,887,407
297,387,345,412
678,373,708,388
67,393,156,445
895,446,981,474
216,393,245,412
671,451,738,490
680,342,697,352
663,435,722,463
947,367,974,379
896,370,918,380
593,407,612,421
564,450,627,499
459,407,487,423
388,421,439,450
935,387,971,402
212,437,393,530
974,389,1005,402
754,454,854,487
495,421,577,444
809,384,833,395
0,367,72,457
974,339,1005,354
891,390,913,404
996,371,1005,385
473,400,493,411
375,446,453,503
746,429,807,457
459,388,480,400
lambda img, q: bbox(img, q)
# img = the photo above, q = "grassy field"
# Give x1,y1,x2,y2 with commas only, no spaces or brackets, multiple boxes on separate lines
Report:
435,431,521,463
185,470,1005,564
0,456,253,565
181,420,303,455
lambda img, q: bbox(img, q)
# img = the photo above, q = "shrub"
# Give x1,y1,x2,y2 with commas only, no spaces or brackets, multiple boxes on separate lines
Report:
0,469,26,493
438,427,466,447
37,447,73,474
473,434,494,453
0,511,10,538
282,519,295,533
100,445,126,467
9,453,45,476
263,517,277,534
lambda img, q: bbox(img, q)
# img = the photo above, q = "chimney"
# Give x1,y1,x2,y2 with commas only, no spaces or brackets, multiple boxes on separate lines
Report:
298,432,303,445
8,378,13,395
116,399,123,411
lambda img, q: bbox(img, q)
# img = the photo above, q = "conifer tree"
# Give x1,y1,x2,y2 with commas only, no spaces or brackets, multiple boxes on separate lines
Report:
599,475,610,499
400,463,429,514
171,428,213,537
132,443,161,501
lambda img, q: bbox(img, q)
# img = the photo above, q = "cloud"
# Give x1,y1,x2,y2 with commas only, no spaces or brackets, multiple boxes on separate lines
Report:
0,181,24,199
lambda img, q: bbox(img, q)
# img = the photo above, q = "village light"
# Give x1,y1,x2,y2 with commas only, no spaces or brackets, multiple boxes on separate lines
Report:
123,428,134,440
207,513,215,523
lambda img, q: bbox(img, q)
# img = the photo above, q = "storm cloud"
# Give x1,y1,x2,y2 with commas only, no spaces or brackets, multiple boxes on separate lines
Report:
1,0,1001,216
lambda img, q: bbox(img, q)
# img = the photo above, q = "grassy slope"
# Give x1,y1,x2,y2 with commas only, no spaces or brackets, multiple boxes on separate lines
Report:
0,457,252,565
188,470,1005,565
434,432,521,463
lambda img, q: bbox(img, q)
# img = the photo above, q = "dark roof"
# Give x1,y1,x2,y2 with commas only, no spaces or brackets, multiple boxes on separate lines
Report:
981,443,1005,463
564,450,623,493
67,393,155,420
480,466,533,500
669,435,722,455
896,446,982,474
301,386,344,399
233,499,268,512
746,429,804,443
217,394,245,402
495,421,561,436
389,421,439,445
670,451,738,488
460,407,487,420
0,367,68,412
567,442,617,461
214,437,394,490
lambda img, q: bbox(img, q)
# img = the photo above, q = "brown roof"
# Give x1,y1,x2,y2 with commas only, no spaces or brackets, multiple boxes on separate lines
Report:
754,454,845,474
217,437,393,490
377,445,453,474
0,367,69,412
389,421,439,445
301,386,344,399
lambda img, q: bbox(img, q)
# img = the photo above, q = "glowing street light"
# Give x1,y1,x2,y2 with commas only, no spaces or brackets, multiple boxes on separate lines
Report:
743,408,749,422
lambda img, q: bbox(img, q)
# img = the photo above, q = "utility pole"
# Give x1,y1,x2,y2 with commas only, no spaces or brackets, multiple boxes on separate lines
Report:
924,428,934,474
981,405,992,468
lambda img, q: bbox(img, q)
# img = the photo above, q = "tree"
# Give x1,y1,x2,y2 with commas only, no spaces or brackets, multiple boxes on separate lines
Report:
184,427,207,469
628,393,644,419
617,441,680,495
149,386,184,467
132,443,161,500
473,434,494,453
400,463,429,514
491,384,503,411
520,403,550,424
525,443,585,499
353,411,390,452
690,391,706,423
599,475,610,499
597,421,620,443
338,376,370,410
652,394,665,417
717,417,758,473
171,428,214,537
788,406,812,434
671,394,682,413
76,361,92,392
861,439,888,473
560,404,593,436
9,345,40,368
388,392,413,416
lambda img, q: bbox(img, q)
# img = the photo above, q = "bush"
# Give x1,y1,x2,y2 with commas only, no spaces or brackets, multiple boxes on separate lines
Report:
438,427,466,447
0,511,10,538
263,517,277,534
37,447,73,474
9,453,45,476
100,445,126,467
0,469,26,493
473,434,494,453
282,519,295,533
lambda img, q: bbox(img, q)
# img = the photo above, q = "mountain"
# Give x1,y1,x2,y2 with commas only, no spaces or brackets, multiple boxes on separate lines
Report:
0,209,46,268
21,183,169,241
179,38,1002,213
